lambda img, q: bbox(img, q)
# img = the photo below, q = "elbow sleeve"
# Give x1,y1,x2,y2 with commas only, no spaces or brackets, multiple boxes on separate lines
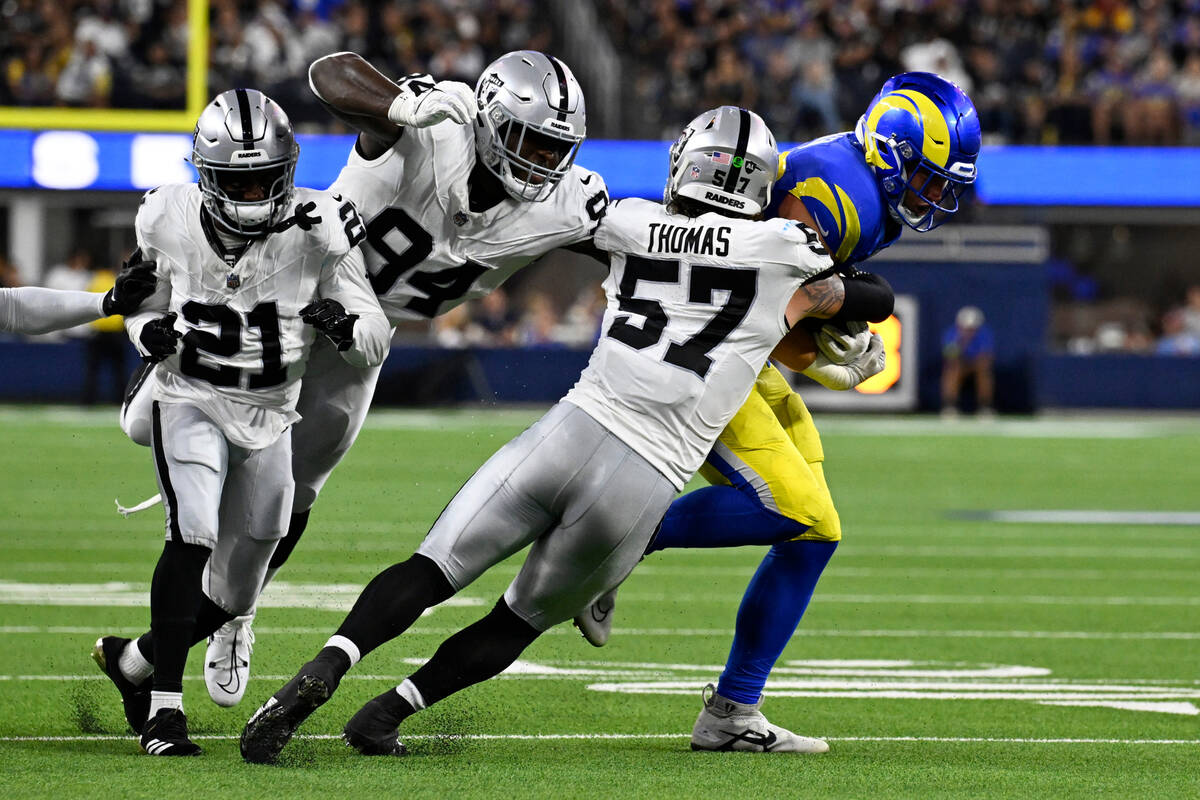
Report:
833,271,894,323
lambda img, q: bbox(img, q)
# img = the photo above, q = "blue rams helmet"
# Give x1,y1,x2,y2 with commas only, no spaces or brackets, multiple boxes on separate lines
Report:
855,72,980,232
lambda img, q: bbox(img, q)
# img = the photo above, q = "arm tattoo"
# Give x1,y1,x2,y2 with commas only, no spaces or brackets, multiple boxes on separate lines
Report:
798,276,844,319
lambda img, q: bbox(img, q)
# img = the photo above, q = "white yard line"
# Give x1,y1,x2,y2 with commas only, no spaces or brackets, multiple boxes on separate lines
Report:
0,732,1195,745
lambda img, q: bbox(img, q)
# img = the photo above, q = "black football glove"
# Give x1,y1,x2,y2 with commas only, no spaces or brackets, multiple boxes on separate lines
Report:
300,298,358,351
139,312,182,363
102,248,158,316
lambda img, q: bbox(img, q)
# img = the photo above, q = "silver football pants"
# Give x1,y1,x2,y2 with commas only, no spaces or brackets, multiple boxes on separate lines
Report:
150,401,290,614
416,401,678,631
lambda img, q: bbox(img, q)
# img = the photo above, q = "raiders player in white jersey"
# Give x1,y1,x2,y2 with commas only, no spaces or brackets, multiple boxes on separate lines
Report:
0,254,156,334
192,50,609,707
90,89,389,757
240,106,870,764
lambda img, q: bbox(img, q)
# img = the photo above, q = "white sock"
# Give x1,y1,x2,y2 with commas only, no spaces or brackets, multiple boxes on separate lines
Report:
149,691,183,717
396,678,426,711
325,634,361,667
118,639,154,684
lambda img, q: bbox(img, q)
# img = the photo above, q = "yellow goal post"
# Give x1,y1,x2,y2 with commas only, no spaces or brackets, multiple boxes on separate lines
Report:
0,0,208,132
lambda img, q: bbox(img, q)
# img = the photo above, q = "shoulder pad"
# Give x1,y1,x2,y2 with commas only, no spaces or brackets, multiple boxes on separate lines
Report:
280,188,366,256
135,184,190,247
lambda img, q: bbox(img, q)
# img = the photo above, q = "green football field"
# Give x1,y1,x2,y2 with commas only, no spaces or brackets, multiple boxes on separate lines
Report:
0,406,1197,799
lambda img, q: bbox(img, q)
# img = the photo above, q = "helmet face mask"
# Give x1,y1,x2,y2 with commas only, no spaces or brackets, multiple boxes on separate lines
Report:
664,106,778,218
475,51,586,202
856,71,981,232
191,89,299,237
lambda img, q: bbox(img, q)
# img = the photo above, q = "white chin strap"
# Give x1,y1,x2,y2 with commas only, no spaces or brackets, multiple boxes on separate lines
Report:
223,200,275,228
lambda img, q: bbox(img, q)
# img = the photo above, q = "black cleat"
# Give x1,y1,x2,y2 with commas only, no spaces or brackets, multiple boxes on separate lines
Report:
91,636,151,735
140,708,202,756
240,660,339,764
343,691,409,757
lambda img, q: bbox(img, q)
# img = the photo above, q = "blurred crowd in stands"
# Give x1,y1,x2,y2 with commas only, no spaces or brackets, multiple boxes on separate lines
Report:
0,0,553,121
601,0,1200,144
6,0,1200,144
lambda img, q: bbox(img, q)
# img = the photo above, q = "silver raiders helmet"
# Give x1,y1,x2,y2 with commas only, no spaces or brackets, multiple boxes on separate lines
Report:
191,88,299,237
664,106,777,217
474,51,586,202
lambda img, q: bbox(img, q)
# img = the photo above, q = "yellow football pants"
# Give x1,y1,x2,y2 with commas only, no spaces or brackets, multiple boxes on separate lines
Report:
699,363,841,542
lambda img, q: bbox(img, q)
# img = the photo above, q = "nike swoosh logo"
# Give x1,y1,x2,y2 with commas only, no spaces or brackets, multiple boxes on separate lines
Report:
931,138,945,145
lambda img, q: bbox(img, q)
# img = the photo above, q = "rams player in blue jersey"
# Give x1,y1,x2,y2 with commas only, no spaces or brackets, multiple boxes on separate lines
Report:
575,72,981,753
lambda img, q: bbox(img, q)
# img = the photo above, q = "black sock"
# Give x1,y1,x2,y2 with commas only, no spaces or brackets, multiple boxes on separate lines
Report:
269,509,311,569
149,540,211,693
311,645,353,682
333,554,454,658
135,632,154,664
373,687,415,723
190,594,236,645
408,598,540,707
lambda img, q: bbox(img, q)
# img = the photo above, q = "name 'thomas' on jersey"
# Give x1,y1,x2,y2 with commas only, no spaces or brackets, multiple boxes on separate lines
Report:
564,198,833,489
125,184,389,449
328,121,608,324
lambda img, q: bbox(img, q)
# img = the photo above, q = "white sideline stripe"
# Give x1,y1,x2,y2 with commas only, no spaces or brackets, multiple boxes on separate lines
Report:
1,625,1198,641
0,733,1196,745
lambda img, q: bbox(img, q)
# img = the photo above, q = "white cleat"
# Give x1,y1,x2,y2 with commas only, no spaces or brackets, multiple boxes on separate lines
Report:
205,614,255,707
573,587,617,647
690,683,829,753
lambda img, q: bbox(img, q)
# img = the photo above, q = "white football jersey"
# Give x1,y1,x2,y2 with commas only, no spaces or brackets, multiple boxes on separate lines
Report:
564,198,833,489
328,121,608,323
126,184,388,448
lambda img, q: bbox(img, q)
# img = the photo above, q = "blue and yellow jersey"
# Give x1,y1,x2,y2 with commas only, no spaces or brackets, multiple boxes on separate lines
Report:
764,132,902,266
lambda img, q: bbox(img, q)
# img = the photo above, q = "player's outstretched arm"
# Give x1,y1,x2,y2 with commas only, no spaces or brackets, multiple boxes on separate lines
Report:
312,247,390,368
0,287,105,335
308,52,477,159
102,248,157,316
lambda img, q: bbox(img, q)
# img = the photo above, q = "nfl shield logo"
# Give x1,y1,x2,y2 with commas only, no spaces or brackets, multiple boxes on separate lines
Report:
453,211,469,227
689,165,702,179
226,273,241,290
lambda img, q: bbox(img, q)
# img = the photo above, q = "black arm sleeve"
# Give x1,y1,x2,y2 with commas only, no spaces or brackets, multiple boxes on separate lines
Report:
564,238,611,266
830,270,894,323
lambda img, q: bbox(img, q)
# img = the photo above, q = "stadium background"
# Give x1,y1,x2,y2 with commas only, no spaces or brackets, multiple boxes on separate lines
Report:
1,4,1198,796
1,0,1199,411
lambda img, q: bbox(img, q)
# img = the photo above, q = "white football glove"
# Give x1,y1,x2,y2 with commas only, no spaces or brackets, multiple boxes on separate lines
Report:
802,332,886,391
815,320,871,365
387,80,478,128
